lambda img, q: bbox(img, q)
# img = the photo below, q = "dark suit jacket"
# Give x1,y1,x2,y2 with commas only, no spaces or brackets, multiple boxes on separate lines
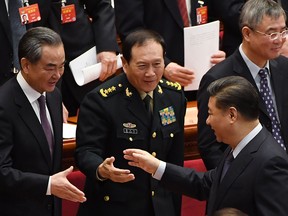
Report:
0,77,63,216
0,0,14,85
161,127,288,216
75,73,186,216
114,0,211,67
197,49,288,169
2,0,119,114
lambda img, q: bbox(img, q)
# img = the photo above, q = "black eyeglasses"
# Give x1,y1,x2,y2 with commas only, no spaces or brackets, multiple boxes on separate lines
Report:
252,28,288,41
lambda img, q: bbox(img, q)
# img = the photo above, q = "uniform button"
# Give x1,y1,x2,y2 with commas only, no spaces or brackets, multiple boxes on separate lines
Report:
118,84,122,87
151,152,156,157
170,133,174,138
152,191,155,196
129,137,133,141
104,196,110,201
152,132,157,138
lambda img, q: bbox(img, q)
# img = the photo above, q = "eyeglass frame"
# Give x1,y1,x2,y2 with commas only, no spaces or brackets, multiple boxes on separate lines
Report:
249,27,288,41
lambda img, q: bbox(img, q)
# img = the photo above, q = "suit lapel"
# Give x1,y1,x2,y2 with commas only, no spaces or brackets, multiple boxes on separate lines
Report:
232,50,269,117
211,129,267,211
46,92,62,169
163,0,184,28
13,80,52,168
125,83,151,127
269,59,284,121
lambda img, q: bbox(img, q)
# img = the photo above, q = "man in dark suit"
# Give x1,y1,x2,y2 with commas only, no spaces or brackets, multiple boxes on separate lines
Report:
75,29,186,216
114,0,225,100
124,76,288,216
1,0,119,116
0,0,16,85
0,27,86,216
197,0,288,169
212,0,288,57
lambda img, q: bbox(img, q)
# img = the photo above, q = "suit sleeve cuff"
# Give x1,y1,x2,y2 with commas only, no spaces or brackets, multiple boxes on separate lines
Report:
152,161,166,180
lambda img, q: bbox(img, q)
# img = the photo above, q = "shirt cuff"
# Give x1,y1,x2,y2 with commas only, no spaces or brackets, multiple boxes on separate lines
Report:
152,161,166,180
96,167,107,181
46,176,51,195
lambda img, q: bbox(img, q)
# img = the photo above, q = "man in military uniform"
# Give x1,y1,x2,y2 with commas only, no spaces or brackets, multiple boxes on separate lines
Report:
75,29,186,216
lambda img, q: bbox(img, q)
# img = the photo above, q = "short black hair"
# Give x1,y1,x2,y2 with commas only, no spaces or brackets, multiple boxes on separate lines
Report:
18,27,63,65
207,76,259,121
122,28,166,63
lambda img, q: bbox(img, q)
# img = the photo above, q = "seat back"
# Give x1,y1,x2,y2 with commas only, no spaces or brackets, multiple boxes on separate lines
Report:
62,170,86,216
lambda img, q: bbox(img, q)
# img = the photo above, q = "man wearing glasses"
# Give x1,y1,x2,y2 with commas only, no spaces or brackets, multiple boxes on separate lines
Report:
197,0,288,170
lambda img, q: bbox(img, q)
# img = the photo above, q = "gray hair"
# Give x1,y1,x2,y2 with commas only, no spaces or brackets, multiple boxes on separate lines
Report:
239,0,286,30
18,27,63,65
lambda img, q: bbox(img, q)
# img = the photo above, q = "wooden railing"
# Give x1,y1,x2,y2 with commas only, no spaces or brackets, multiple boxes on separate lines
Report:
62,101,199,169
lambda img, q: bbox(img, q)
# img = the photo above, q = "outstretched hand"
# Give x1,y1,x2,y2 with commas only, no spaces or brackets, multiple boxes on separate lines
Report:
123,149,160,175
51,166,86,203
98,156,135,183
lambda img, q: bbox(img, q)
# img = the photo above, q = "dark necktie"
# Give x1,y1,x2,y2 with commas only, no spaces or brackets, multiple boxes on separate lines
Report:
220,151,234,181
38,95,54,157
177,0,190,27
8,0,26,71
143,94,153,123
258,68,286,151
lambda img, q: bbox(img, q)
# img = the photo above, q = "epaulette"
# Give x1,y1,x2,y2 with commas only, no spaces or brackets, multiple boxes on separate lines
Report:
159,79,182,91
98,82,125,98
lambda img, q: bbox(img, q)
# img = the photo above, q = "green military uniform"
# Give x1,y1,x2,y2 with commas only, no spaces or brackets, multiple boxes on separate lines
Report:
75,73,186,216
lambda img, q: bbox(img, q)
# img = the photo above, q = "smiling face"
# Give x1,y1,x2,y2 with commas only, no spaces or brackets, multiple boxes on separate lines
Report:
243,14,287,66
122,40,165,93
21,45,65,94
206,96,232,144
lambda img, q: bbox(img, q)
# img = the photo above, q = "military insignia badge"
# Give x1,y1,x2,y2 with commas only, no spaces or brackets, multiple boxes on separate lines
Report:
126,87,133,97
159,106,176,126
123,122,138,134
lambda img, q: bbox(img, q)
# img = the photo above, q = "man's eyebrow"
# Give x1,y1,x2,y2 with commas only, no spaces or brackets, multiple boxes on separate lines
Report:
45,61,66,67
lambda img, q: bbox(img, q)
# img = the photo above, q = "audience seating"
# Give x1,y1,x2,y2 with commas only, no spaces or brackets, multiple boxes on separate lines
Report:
62,159,207,216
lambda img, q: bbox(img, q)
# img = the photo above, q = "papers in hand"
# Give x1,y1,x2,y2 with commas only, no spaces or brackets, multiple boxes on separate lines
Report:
63,123,77,139
184,20,220,91
69,46,123,86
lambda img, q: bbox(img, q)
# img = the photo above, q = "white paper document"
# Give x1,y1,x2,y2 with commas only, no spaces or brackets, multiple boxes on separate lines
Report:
63,123,77,139
184,20,220,91
69,46,123,86
184,107,198,126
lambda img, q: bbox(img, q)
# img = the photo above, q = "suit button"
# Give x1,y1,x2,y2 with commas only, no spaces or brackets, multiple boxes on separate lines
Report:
152,191,155,196
104,196,110,201
129,137,133,141
151,152,156,157
170,133,174,138
152,132,157,138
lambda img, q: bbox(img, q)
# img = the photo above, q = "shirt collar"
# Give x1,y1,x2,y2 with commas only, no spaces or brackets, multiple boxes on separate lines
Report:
16,72,45,103
139,91,153,100
233,123,262,158
239,44,270,79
